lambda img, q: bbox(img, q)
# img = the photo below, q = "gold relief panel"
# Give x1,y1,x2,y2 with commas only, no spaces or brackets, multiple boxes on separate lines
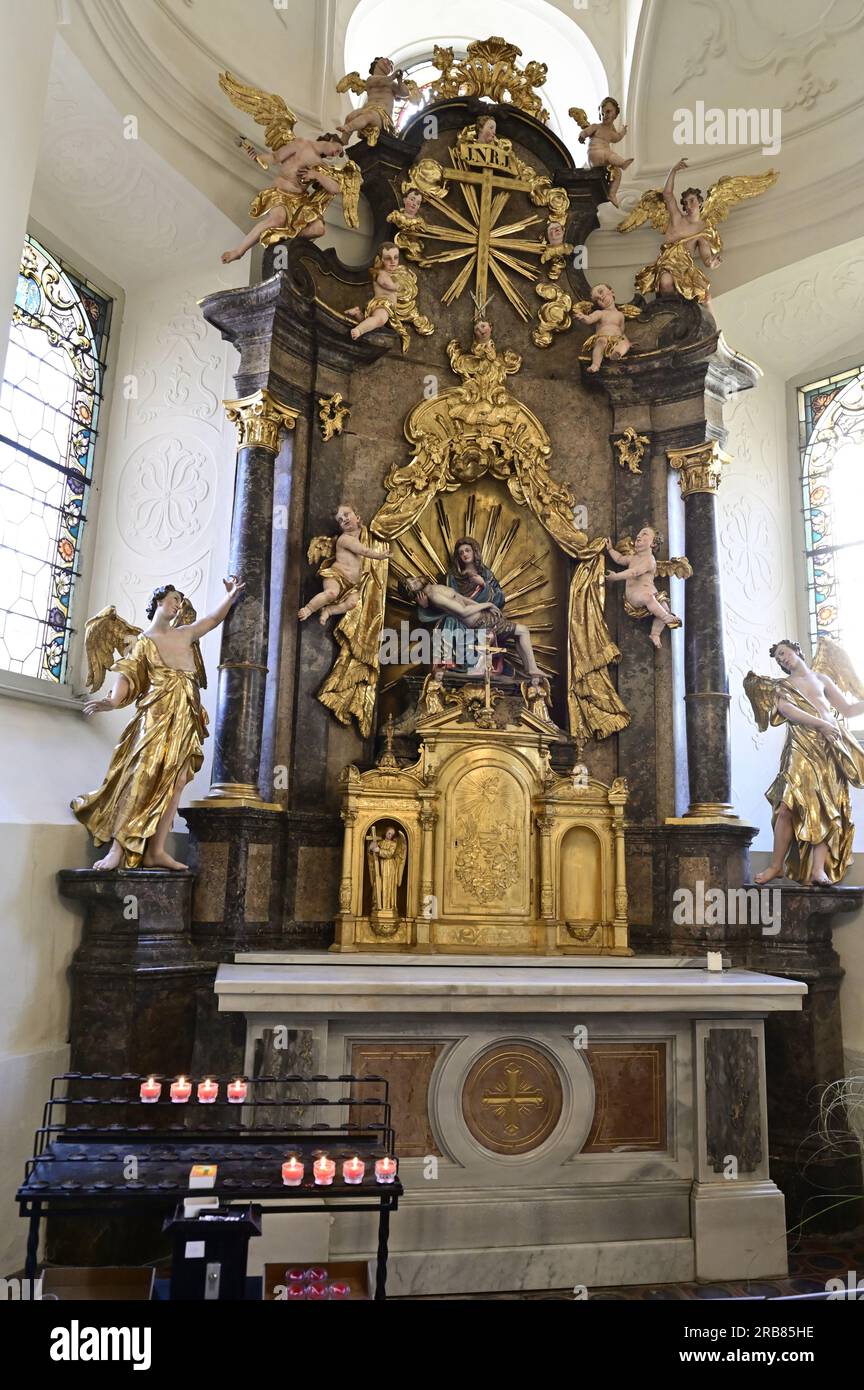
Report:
440,758,531,918
462,1044,564,1155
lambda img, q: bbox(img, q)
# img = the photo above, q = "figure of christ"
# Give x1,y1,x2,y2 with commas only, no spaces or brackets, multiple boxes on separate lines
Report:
346,243,400,340
299,504,390,624
336,57,413,145
605,527,680,647
578,97,633,207
752,641,864,887
221,135,345,263
575,283,633,372
403,575,542,678
74,577,245,870
366,824,407,915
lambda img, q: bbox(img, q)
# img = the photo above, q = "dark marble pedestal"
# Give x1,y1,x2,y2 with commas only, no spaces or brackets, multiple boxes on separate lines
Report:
745,883,864,1233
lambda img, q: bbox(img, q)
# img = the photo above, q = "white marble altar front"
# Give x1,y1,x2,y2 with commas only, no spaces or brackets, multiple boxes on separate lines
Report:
215,954,805,1296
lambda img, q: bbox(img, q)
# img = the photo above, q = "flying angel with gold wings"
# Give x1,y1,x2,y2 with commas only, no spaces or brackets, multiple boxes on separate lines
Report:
335,57,420,146
617,158,777,311
218,71,361,263
743,638,864,886
71,580,244,871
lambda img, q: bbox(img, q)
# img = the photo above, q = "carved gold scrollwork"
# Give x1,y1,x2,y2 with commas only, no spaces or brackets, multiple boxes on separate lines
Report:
667,440,731,496
613,426,651,475
223,388,298,452
430,37,550,122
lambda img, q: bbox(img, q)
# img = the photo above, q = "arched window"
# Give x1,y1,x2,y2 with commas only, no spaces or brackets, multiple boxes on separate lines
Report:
799,365,864,657
0,235,112,683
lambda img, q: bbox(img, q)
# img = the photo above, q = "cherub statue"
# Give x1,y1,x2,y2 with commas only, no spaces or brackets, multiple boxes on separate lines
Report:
335,57,420,146
617,158,778,312
386,185,427,261
605,527,691,648
218,71,360,262
366,823,408,916
345,242,434,352
744,639,864,886
301,503,390,625
539,221,574,282
72,578,245,870
574,283,640,371
570,98,633,207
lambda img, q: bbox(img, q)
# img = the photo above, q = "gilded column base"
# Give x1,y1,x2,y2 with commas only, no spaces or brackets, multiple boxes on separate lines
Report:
191,781,283,813
666,803,746,825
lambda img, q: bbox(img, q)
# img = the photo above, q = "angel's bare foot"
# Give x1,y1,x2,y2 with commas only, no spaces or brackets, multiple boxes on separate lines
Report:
221,247,245,264
298,605,312,621
810,871,832,886
622,157,634,168
608,192,620,208
319,606,333,624
345,307,362,321
587,362,601,373
754,864,783,885
143,848,187,871
93,841,123,871
350,325,363,340
649,631,662,649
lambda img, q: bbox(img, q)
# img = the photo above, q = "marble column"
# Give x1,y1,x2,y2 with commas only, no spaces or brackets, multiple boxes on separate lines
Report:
667,440,736,821
202,388,298,807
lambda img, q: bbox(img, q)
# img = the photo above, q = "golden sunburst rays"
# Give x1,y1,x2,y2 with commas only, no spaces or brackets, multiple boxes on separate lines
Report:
384,495,560,679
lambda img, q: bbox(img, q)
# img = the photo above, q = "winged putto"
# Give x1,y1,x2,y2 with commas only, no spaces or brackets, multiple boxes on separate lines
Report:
605,528,691,648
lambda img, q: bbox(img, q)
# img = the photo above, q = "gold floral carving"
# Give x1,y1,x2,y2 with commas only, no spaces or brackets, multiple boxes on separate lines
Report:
430,37,550,122
318,392,350,440
223,388,299,452
532,282,573,348
667,440,731,496
613,425,651,475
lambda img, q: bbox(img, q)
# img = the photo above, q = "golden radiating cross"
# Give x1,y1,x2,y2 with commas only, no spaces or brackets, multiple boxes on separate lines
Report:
419,145,549,320
481,1063,546,1134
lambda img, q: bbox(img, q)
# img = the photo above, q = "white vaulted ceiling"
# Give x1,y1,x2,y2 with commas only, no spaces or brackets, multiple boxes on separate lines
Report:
45,0,864,297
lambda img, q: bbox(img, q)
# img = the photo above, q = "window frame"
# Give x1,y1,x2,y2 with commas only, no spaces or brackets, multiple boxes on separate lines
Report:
0,222,123,711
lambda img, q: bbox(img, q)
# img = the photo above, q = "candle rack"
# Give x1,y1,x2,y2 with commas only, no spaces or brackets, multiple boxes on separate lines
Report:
17,1072,403,1300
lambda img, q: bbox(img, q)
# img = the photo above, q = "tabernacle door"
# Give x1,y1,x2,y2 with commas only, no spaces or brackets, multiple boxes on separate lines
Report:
436,747,533,927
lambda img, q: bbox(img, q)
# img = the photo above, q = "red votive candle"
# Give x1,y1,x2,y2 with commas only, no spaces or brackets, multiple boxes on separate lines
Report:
170,1076,192,1103
313,1155,335,1186
226,1078,247,1104
197,1078,218,1104
374,1155,398,1184
306,1282,327,1300
342,1155,365,1185
281,1157,304,1186
304,1267,327,1282
139,1076,161,1103
329,1282,351,1299
286,1283,305,1300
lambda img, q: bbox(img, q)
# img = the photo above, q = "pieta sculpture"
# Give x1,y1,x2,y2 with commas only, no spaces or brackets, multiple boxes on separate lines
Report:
617,158,777,311
218,71,360,261
744,639,864,885
72,578,245,870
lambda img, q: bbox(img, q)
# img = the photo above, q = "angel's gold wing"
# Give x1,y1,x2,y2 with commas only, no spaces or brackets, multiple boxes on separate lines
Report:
395,831,408,884
701,170,778,227
743,670,779,733
327,158,362,230
617,189,669,234
620,302,641,319
218,71,297,152
307,534,337,567
336,71,367,97
811,637,864,699
83,606,141,692
568,106,590,129
402,77,421,103
656,557,693,580
173,597,207,691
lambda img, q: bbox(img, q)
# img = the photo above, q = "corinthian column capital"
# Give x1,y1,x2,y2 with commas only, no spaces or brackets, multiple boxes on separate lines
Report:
667,440,732,497
223,388,299,452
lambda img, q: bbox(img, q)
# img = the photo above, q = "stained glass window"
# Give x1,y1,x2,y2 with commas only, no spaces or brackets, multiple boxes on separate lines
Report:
0,235,111,683
392,57,456,132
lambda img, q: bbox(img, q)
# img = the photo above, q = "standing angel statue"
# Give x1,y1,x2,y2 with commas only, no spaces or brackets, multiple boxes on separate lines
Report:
336,57,420,146
617,158,777,312
744,639,864,886
605,527,690,648
366,823,408,917
72,578,245,871
345,242,434,352
218,71,360,263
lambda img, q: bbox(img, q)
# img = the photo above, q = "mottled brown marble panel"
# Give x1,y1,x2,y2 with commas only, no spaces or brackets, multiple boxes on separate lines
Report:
294,845,341,921
705,1028,762,1174
676,855,711,894
584,1042,667,1152
192,842,229,923
350,1042,445,1157
244,842,272,922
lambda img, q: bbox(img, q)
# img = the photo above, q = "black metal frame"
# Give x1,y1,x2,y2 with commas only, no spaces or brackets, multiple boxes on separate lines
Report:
17,1072,403,1300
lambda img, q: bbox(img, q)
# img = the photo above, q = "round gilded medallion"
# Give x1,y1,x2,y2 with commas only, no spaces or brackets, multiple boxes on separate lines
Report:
461,1044,563,1155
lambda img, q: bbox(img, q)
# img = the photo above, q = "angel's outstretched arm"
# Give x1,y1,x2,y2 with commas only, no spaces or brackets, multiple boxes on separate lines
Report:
182,577,246,638
83,675,131,717
610,124,627,142
776,696,838,737
606,542,629,564
821,675,864,720
663,158,688,217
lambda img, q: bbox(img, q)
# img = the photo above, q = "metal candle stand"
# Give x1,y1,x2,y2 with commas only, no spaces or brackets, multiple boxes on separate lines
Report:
16,1072,402,1300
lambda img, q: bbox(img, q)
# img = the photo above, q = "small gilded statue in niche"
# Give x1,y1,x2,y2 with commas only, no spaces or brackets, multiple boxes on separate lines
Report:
72,578,245,870
618,158,778,312
218,71,360,261
346,242,434,352
539,221,574,282
386,185,427,261
301,503,390,624
605,527,688,648
574,283,639,371
366,823,408,918
570,98,633,206
335,57,420,146
744,640,864,886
